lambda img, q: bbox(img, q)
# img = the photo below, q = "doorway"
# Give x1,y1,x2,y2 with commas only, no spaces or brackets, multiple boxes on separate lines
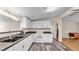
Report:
56,24,59,41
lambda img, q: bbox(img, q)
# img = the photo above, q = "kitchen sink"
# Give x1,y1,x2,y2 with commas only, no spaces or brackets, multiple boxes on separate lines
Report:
1,36,24,42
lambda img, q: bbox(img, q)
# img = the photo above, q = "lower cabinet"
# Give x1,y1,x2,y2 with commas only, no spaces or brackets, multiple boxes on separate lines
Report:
13,36,33,51
13,40,24,51
43,34,53,43
24,38,32,51
32,34,36,42
5,35,34,51
35,34,43,43
5,34,53,51
24,35,34,51
35,34,53,43
5,46,14,51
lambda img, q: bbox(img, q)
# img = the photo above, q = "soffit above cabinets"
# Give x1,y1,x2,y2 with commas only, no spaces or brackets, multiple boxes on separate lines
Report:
0,7,70,20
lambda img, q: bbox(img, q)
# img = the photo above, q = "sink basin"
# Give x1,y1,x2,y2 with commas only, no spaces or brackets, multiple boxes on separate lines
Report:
1,36,24,42
1,38,18,42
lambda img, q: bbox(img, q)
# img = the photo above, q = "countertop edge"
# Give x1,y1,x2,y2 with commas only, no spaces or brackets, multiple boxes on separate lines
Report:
1,33,33,51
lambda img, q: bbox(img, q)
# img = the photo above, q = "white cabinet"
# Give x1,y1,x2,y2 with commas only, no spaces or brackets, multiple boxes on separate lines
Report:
5,33,53,51
32,34,36,42
28,35,34,49
35,33,53,43
23,38,28,51
43,34,53,43
5,34,34,51
23,36,33,51
5,47,13,51
35,34,43,43
13,40,24,51
12,35,33,51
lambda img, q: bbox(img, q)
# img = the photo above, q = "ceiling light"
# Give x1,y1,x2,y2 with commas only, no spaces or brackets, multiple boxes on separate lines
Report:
45,7,58,12
0,8,19,21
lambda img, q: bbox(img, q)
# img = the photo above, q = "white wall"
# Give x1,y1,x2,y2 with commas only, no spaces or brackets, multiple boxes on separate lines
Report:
20,17,32,29
20,17,27,29
52,23,57,38
0,15,20,38
26,18,32,28
0,15,20,32
51,17,62,42
62,21,79,38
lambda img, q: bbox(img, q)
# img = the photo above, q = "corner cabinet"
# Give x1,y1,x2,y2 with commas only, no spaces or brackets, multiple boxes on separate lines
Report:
5,34,34,51
13,40,25,51
13,35,33,51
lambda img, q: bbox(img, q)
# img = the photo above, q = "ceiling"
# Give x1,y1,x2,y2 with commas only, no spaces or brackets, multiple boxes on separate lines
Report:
1,7,70,20
1,7,79,22
63,13,79,22
63,7,79,22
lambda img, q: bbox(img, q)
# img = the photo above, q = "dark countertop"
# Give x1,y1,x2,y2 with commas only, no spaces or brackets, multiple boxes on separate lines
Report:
43,31,53,34
0,31,52,51
0,33,33,51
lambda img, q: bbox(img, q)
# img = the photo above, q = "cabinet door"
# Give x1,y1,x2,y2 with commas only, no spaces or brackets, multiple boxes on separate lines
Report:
43,34,53,43
6,34,35,51
13,40,24,51
23,36,33,51
32,34,36,42
13,35,33,51
30,35,34,43
23,38,29,51
36,33,43,43
5,47,13,51
42,34,48,43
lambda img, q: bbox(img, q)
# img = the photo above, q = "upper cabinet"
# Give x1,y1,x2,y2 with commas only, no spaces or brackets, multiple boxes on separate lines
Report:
20,17,32,29
32,20,52,28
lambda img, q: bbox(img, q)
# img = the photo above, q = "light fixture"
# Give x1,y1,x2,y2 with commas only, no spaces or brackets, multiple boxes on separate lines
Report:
45,7,58,12
0,8,19,21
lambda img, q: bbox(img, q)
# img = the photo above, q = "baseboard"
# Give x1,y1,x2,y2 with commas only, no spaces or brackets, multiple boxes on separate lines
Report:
62,38,70,39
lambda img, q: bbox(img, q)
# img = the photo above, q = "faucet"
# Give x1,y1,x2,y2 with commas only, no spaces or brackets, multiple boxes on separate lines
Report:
9,29,13,42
